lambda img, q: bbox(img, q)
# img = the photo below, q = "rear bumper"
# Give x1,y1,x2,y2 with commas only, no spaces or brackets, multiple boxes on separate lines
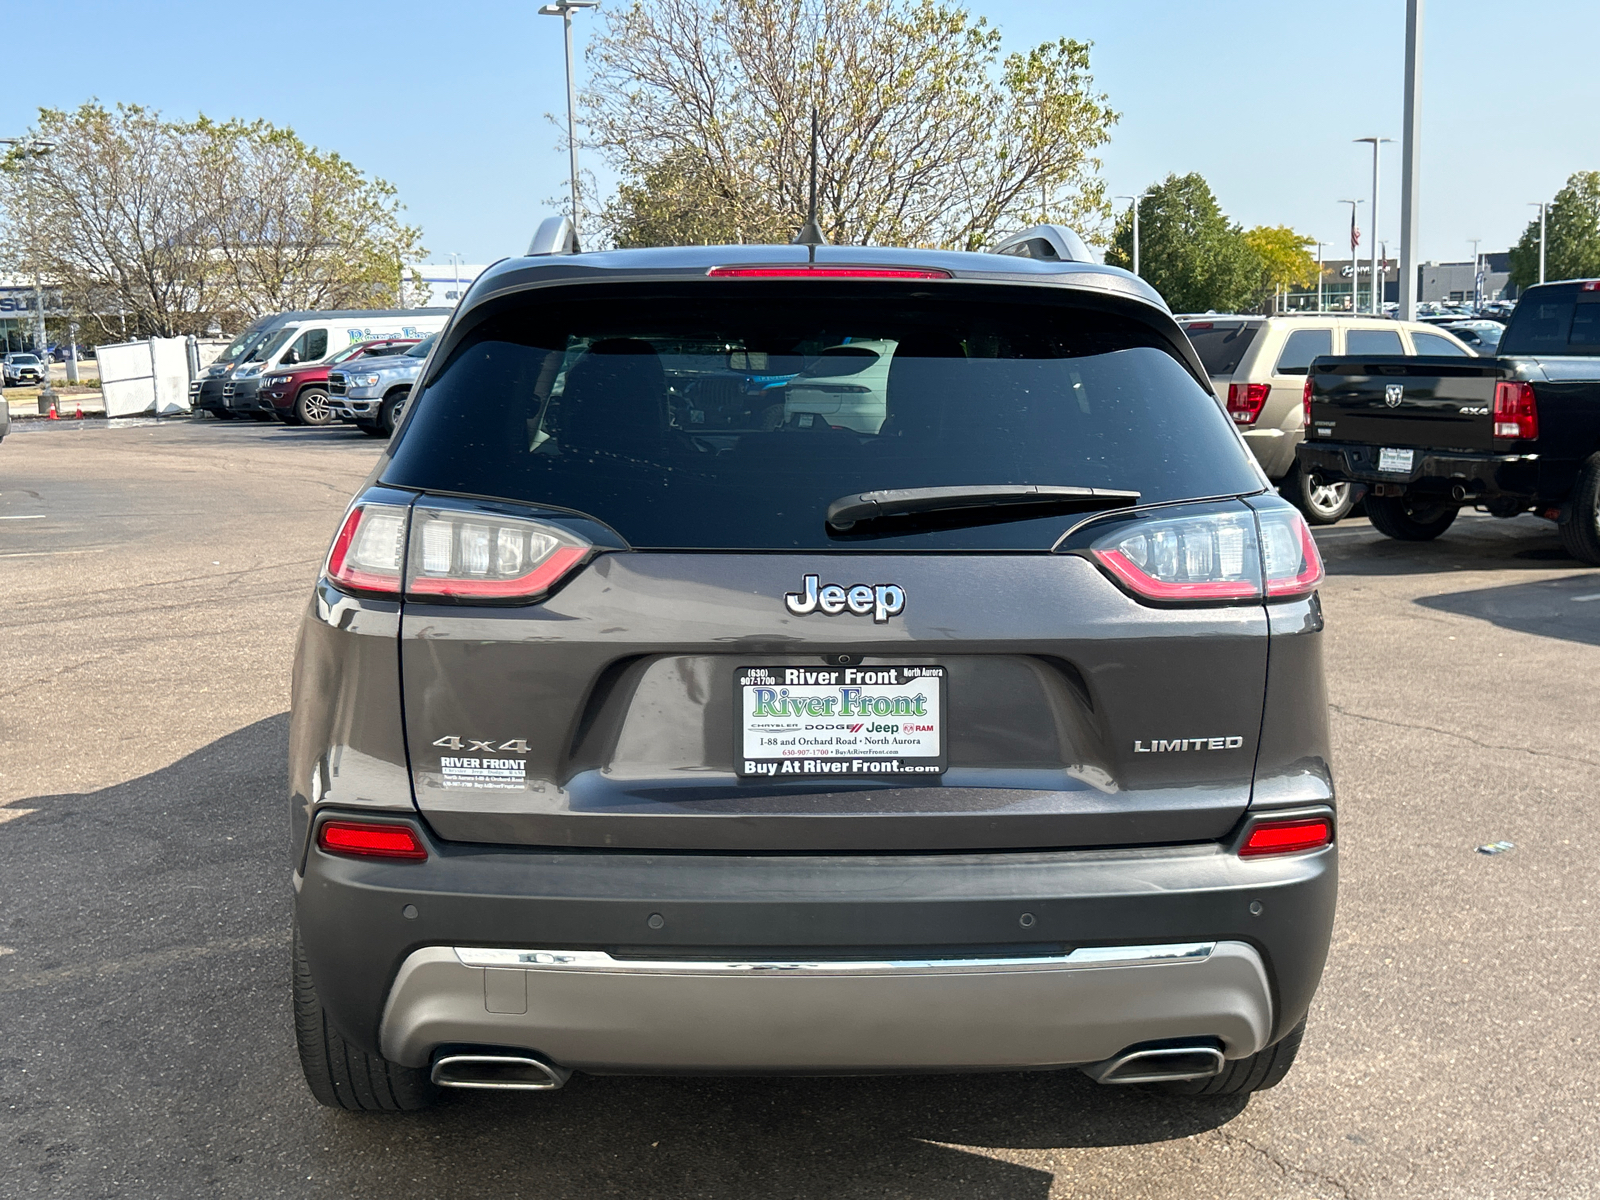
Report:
380,940,1272,1072
1297,440,1543,502
296,815,1336,1073
1241,427,1300,480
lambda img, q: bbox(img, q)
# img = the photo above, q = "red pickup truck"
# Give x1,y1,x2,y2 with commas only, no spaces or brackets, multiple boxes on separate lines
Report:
260,338,419,426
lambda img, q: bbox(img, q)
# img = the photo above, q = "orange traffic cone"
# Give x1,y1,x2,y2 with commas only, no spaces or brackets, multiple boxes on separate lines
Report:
74,405,84,419
46,402,59,420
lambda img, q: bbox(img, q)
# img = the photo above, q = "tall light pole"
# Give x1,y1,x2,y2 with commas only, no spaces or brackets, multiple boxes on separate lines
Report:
1529,202,1548,284
539,0,600,246
1467,237,1481,307
1340,200,1364,312
1398,0,1423,322
1316,241,1326,312
1114,193,1152,276
1355,137,1393,314
1,135,59,410
448,252,464,302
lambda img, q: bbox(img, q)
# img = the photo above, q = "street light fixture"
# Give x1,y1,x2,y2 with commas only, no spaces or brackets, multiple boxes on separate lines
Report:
538,0,600,248
1528,202,1549,284
1467,237,1482,307
1113,193,1153,276
1,135,60,411
1354,137,1393,314
1339,199,1364,312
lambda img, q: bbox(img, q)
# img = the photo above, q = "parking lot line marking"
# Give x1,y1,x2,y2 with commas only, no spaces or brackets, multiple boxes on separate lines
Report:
0,514,47,520
1571,593,1600,602
0,548,109,559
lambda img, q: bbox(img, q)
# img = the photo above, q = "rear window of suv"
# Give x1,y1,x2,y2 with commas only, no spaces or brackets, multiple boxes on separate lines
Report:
384,286,1261,551
1181,322,1258,376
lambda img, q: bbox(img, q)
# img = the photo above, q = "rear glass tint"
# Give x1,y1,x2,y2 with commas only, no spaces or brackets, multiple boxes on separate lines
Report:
1345,329,1404,356
384,287,1260,551
1500,290,1600,356
1182,322,1258,376
1411,331,1471,357
1273,328,1333,374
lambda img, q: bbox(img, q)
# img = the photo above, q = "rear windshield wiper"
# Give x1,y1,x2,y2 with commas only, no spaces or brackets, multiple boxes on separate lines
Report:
826,485,1141,534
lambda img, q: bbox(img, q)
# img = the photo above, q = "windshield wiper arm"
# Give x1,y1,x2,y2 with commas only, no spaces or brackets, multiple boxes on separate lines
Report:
825,484,1141,532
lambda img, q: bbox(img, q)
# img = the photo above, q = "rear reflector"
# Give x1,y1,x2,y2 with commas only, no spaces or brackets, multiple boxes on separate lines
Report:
318,821,427,861
326,503,407,595
706,265,951,280
407,506,592,602
1240,816,1332,858
1492,381,1538,440
1226,382,1271,425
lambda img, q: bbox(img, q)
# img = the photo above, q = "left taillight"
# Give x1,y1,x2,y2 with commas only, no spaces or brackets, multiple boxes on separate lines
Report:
1226,382,1271,426
325,503,408,595
1089,505,1323,605
317,820,427,860
1492,381,1538,441
406,505,592,603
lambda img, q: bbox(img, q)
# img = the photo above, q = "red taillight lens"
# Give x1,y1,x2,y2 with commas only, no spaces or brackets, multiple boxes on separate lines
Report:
1302,377,1315,426
706,265,950,280
406,506,591,602
1092,510,1263,602
326,503,407,595
1240,816,1332,858
318,820,427,860
1226,382,1271,425
1258,507,1324,598
1492,381,1538,440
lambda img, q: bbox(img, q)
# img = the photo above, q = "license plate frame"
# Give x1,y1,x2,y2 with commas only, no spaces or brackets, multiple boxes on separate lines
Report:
1378,447,1415,474
734,664,947,780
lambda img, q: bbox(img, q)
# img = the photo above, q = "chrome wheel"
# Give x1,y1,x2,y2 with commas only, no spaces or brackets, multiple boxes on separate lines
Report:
296,388,332,426
1289,465,1355,525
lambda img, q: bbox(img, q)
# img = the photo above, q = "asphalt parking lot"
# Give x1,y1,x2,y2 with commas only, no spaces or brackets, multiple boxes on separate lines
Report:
2,417,1597,1199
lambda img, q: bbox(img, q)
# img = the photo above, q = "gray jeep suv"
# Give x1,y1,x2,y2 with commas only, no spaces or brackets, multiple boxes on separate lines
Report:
290,241,1336,1111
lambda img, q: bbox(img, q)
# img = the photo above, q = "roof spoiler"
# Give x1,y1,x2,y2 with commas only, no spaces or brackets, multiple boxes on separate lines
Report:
992,224,1098,265
527,215,579,257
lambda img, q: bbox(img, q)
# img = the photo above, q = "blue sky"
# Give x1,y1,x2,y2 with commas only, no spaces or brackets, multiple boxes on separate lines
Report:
5,1,1594,266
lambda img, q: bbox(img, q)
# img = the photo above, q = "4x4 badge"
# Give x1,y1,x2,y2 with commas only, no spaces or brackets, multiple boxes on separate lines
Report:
785,574,906,623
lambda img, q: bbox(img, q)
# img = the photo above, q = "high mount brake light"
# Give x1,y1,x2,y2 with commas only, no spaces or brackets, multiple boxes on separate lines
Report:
326,504,407,595
706,266,951,280
1240,816,1332,858
406,507,592,602
1226,382,1271,425
1492,381,1538,440
318,820,428,861
1090,506,1323,605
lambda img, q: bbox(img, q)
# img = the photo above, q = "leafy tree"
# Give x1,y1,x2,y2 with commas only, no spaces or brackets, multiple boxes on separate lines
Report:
0,102,424,339
1509,170,1600,289
1105,173,1259,313
584,0,1117,251
1243,225,1318,311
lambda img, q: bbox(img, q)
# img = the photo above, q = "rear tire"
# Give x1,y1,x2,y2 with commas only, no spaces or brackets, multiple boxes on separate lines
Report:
1285,463,1355,525
293,921,439,1111
1156,1019,1305,1096
294,388,334,427
1365,494,1458,541
379,388,410,437
1558,452,1600,566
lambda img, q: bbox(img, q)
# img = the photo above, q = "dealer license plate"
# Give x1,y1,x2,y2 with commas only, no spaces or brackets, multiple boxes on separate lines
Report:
1378,447,1414,473
735,665,946,779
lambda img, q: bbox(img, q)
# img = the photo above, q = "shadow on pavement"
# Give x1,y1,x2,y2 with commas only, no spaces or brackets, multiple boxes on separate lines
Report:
1314,513,1587,577
0,716,1246,1199
1416,572,1600,647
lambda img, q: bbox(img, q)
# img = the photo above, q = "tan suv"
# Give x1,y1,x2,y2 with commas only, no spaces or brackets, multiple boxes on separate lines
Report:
1179,316,1474,523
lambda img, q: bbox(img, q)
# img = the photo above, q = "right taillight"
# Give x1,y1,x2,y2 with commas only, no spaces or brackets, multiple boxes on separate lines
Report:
1240,815,1332,858
1226,382,1271,425
1090,505,1322,605
325,503,407,595
1302,377,1315,426
1492,381,1538,440
406,505,592,603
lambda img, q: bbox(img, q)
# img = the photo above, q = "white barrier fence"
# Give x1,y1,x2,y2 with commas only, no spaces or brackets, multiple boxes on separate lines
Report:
97,337,193,417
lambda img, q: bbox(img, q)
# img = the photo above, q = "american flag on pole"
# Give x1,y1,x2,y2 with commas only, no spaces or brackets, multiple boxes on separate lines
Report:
1350,210,1360,252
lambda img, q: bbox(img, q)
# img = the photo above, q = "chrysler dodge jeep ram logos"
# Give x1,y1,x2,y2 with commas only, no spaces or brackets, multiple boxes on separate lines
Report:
785,574,906,623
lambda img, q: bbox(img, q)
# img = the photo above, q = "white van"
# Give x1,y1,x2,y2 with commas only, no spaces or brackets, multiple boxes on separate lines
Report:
221,309,453,417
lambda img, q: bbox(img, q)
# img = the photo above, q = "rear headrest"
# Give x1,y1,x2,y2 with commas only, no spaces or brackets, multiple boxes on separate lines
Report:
559,339,667,452
883,336,968,440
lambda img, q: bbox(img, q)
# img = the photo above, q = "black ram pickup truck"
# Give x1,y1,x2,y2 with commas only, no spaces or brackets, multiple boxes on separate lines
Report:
1296,279,1600,563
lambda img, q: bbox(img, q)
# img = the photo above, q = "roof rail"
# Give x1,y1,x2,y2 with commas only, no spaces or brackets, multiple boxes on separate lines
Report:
528,216,579,257
992,224,1097,265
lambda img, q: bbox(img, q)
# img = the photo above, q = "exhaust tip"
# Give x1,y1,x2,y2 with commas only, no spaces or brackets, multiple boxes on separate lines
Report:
431,1052,571,1091
1082,1042,1227,1086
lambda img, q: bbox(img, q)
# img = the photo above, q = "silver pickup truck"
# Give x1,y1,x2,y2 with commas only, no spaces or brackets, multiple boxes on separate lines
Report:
328,334,435,437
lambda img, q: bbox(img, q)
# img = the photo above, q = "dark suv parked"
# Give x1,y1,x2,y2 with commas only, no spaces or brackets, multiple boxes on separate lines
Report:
290,240,1336,1111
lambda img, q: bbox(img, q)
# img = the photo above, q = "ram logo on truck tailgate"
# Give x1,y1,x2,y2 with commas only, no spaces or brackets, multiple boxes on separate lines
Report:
1385,384,1404,406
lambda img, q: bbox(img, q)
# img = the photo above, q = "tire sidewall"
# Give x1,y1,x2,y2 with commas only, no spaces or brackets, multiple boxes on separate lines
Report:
295,388,333,427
